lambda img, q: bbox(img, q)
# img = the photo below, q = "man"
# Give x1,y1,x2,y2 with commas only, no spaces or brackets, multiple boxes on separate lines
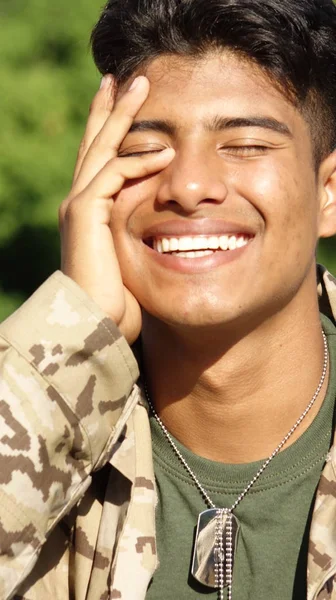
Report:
1,0,336,598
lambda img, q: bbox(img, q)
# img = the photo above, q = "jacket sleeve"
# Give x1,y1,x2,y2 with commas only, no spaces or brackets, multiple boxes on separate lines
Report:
0,271,139,599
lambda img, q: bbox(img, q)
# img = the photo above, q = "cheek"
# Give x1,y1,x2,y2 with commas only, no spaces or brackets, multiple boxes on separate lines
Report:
240,160,316,229
239,161,319,278
274,174,318,250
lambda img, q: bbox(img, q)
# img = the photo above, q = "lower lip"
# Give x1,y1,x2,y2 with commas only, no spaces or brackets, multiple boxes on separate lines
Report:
143,242,252,274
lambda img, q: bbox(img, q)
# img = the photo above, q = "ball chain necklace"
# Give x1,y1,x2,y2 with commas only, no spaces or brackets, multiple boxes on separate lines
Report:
145,331,329,600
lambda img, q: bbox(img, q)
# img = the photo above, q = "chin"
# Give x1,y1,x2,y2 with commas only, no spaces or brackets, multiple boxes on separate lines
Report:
143,296,247,331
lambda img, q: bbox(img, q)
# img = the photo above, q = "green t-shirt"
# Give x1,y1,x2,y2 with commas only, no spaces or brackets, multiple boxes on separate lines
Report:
146,316,336,600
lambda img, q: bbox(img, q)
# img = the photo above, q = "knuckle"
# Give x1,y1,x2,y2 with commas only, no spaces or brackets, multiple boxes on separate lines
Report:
59,197,71,223
58,195,72,231
62,195,83,222
58,205,65,225
88,98,97,116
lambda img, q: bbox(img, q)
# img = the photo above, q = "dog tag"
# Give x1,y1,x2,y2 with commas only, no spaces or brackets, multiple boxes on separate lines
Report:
191,509,239,589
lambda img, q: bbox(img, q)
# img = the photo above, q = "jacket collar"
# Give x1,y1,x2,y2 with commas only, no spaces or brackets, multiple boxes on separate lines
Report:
306,266,336,599
317,264,336,325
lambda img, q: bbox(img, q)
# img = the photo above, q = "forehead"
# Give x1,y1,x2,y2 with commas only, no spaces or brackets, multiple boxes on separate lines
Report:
129,52,301,133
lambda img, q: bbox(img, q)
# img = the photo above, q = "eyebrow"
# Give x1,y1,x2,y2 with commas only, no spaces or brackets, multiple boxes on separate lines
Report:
128,116,293,137
206,116,293,137
129,120,175,135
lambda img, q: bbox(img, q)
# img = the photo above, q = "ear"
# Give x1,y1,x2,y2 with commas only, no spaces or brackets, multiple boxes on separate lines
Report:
318,150,336,238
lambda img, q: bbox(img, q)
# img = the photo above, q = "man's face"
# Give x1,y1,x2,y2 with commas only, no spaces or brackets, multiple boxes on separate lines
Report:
111,52,331,332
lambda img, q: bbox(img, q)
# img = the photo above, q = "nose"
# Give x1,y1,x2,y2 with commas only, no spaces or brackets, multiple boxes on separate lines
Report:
156,147,228,212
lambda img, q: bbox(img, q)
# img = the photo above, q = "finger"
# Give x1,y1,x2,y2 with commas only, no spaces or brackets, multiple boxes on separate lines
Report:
73,75,116,183
72,76,150,196
82,148,175,201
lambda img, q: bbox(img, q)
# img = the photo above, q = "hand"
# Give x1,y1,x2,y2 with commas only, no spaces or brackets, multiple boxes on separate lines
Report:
59,75,175,344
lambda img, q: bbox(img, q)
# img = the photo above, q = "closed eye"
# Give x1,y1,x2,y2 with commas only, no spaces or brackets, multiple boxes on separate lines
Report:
219,145,269,157
119,149,163,158
118,144,166,158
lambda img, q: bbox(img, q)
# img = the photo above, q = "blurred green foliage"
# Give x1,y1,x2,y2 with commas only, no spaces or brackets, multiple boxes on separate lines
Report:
0,0,335,321
0,0,100,320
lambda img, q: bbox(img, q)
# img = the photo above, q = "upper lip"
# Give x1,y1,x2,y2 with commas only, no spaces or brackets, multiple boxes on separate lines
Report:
142,219,256,240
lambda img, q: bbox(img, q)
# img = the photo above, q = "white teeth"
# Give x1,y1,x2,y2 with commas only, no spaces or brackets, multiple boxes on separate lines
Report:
184,251,195,258
170,238,179,251
236,236,247,248
208,236,220,250
162,238,170,252
193,237,208,250
153,235,250,254
172,250,214,258
228,236,237,251
219,235,229,250
178,237,193,251
194,250,214,257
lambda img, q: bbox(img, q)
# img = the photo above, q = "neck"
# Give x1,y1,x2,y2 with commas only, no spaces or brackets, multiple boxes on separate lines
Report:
142,294,329,464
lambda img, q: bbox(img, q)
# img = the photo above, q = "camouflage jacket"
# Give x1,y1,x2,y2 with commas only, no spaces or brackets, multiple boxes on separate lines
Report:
0,266,335,600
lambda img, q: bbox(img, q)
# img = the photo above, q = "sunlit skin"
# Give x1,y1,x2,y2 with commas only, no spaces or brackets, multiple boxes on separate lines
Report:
109,53,336,462
61,51,336,463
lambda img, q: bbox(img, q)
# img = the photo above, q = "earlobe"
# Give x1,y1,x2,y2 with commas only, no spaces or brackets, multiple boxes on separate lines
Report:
318,150,336,239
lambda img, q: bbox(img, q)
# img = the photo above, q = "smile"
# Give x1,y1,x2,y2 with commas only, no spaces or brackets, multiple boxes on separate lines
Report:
152,235,251,257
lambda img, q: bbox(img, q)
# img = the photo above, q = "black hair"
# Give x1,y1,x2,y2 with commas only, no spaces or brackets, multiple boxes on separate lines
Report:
91,0,336,164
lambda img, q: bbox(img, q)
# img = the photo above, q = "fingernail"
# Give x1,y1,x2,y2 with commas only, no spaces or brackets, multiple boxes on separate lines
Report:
129,77,141,91
100,75,111,89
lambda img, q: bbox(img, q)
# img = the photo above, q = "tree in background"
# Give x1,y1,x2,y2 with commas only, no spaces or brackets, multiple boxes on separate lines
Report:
0,0,99,320
0,0,335,321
